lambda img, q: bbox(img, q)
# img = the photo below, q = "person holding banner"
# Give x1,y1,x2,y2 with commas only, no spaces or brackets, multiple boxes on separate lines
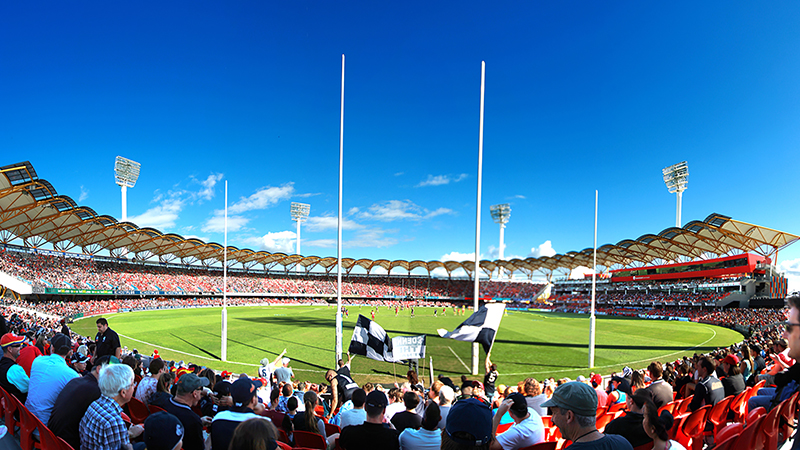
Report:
484,353,499,401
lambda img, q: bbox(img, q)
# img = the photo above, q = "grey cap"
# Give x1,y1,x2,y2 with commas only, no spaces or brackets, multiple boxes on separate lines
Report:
540,381,598,417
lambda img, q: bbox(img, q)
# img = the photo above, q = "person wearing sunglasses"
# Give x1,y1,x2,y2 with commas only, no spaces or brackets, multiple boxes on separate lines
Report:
0,333,28,403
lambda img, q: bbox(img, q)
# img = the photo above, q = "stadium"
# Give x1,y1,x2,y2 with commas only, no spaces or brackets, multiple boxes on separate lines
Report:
0,158,797,447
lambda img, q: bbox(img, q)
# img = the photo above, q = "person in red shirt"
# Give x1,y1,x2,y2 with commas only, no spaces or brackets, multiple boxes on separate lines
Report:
17,335,43,376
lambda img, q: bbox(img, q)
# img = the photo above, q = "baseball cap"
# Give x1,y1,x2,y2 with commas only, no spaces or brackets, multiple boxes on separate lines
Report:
176,374,210,394
541,381,598,417
506,392,528,417
282,357,290,365
610,376,632,396
144,412,184,450
591,373,603,386
50,333,71,354
260,357,271,366
622,366,633,378
71,352,90,364
365,390,388,414
0,333,24,348
723,354,740,365
221,370,232,378
445,398,492,446
439,385,455,403
231,377,263,408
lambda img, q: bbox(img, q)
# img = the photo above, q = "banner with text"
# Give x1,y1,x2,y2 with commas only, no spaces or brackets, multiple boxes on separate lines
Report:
390,335,426,361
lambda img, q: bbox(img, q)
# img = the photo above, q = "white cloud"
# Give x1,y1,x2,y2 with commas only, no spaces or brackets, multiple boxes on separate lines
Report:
304,238,336,248
127,197,184,229
779,258,800,294
569,266,595,280
358,200,454,222
78,185,88,202
394,172,404,177
441,251,477,262
244,231,297,254
197,173,223,201
306,216,364,232
228,184,294,214
529,240,557,258
416,173,468,187
511,194,526,200
201,215,250,233
347,207,360,215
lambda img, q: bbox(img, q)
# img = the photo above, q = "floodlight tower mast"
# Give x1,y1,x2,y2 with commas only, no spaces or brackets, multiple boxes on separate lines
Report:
290,202,311,255
114,156,141,222
490,204,511,278
662,161,689,227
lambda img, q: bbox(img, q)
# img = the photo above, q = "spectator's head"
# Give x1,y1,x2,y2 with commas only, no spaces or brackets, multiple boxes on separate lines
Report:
232,377,263,411
281,383,293,397
642,399,673,442
422,402,441,431
506,392,529,421
50,333,71,357
287,396,298,413
144,412,184,450
149,357,165,375
523,378,541,396
337,359,345,368
95,317,109,333
590,373,603,389
325,370,336,382
228,417,279,450
443,398,492,450
351,388,367,408
541,381,598,438
1,333,24,359
99,363,135,405
93,355,112,375
460,383,474,397
610,376,631,396
71,352,90,372
157,372,175,393
627,388,653,413
403,391,420,410
647,361,663,380
698,356,716,378
282,358,290,367
364,390,388,419
439,385,455,406
175,373,209,407
407,370,420,385
362,382,374,393
722,354,740,376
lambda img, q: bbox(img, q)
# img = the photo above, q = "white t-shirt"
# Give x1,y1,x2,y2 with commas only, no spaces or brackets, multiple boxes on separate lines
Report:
495,410,545,450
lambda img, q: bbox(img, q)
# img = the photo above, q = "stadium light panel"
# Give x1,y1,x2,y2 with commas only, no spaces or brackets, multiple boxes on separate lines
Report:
114,156,141,188
291,202,311,222
662,161,688,194
490,203,511,224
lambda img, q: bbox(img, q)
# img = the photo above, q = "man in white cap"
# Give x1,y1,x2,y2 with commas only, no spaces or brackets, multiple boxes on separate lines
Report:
275,357,294,385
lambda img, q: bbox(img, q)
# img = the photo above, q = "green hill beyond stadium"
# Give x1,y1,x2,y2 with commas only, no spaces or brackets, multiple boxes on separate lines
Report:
71,305,742,385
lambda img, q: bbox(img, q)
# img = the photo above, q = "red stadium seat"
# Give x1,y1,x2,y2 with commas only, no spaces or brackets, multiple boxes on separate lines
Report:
713,432,739,450
714,422,742,444
761,404,780,450
706,395,732,436
293,430,326,450
127,397,150,424
677,404,710,450
734,414,765,450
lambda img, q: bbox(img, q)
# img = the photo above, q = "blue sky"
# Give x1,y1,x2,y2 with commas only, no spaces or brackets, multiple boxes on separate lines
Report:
2,2,800,286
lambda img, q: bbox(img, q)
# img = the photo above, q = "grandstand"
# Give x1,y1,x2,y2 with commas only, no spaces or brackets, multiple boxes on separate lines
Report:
0,160,797,311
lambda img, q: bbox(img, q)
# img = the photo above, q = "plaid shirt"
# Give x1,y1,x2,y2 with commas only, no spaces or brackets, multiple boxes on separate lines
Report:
79,395,130,450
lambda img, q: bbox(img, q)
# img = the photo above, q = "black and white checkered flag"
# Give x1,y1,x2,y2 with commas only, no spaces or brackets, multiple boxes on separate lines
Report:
349,315,394,362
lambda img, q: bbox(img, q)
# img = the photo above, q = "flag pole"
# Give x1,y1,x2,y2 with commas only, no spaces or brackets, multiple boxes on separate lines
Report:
472,61,486,376
588,190,597,368
221,180,228,361
335,54,345,365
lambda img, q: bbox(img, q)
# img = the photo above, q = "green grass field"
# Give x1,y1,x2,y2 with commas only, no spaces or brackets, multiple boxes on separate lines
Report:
71,305,743,386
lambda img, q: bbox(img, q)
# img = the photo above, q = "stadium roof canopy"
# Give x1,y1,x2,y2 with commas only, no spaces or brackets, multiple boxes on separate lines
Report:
1,161,798,278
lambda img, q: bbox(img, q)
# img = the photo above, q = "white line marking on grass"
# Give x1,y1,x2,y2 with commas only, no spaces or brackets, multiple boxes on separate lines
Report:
501,325,720,376
448,346,470,372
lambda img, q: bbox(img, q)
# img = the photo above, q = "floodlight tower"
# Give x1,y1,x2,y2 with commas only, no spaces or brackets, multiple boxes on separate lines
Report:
490,204,511,260
662,161,689,227
290,202,311,255
114,156,141,222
